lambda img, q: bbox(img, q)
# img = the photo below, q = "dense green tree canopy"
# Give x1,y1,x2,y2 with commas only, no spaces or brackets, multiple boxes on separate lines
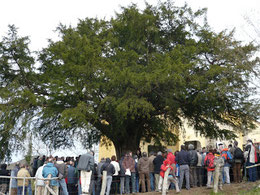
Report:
0,1,259,160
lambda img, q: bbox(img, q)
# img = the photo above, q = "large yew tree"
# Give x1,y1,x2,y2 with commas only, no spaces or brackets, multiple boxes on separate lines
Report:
0,1,259,160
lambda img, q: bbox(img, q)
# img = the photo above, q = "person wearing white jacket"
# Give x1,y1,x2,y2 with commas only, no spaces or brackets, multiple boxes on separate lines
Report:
35,163,46,195
111,155,120,194
244,139,258,182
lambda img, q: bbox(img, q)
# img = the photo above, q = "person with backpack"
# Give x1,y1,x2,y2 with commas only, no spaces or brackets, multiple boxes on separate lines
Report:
233,140,244,183
221,147,233,184
101,158,115,195
204,149,215,188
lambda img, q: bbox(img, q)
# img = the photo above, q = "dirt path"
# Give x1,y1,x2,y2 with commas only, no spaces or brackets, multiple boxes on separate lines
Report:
131,181,260,195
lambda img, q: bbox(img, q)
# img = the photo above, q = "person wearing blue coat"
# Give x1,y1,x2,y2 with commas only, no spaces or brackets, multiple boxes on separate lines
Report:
42,158,59,193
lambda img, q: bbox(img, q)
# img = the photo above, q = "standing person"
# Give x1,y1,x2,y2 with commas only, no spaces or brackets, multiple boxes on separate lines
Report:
37,156,44,170
158,160,171,192
101,158,115,195
122,152,136,194
55,157,69,195
67,161,78,195
42,158,59,194
138,152,150,193
167,160,180,193
196,149,203,187
213,152,224,193
35,161,46,195
204,149,215,188
201,147,207,186
10,162,20,195
244,139,258,182
96,158,105,195
77,151,95,194
119,155,126,195
32,156,39,176
111,155,120,194
133,155,139,193
188,144,198,188
153,151,164,192
175,145,191,191
233,140,244,183
17,163,31,195
221,147,233,184
0,164,10,194
148,152,156,191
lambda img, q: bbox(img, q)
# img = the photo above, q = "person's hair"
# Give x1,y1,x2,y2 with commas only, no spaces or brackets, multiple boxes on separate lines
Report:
111,155,116,161
181,145,186,150
142,152,147,157
228,144,232,148
20,163,27,168
1,164,7,170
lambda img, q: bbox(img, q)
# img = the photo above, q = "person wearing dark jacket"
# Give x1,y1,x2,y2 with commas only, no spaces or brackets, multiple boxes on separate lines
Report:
0,164,10,194
96,158,106,195
55,158,69,195
188,144,198,188
67,161,78,195
119,155,126,195
101,158,115,195
138,152,150,193
176,145,191,191
153,151,164,192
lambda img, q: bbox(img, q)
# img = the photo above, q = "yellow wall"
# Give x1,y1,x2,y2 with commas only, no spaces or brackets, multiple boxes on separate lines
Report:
98,121,260,161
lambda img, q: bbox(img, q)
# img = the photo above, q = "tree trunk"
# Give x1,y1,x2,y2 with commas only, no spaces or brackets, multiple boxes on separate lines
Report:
113,136,141,160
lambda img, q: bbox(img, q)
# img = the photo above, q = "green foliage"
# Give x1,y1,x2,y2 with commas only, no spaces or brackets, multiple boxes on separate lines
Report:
0,1,259,159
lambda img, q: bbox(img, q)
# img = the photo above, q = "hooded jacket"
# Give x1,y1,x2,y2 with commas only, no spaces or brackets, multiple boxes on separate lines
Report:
148,155,156,172
160,160,173,178
42,163,59,186
97,159,106,177
138,156,149,173
188,145,198,166
244,142,258,164
101,158,115,176
153,154,164,174
55,160,68,179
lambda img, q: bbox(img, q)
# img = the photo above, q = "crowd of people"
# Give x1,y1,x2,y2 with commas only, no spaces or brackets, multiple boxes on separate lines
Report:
0,138,259,195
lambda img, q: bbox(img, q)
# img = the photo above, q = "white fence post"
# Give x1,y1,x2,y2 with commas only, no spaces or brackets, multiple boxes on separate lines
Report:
22,177,25,195
100,171,107,195
162,167,170,195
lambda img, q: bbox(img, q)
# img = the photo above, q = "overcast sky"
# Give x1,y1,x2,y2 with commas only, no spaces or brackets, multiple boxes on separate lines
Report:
1,0,259,162
1,0,259,51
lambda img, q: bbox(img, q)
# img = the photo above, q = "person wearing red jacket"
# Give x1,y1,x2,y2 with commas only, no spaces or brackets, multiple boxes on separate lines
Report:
158,160,173,192
166,149,176,165
204,149,215,188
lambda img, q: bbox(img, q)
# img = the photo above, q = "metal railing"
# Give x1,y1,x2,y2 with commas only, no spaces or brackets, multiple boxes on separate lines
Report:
0,175,59,195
